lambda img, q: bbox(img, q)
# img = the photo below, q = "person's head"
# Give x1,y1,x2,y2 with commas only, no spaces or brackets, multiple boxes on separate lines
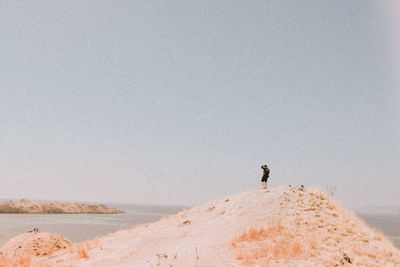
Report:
261,165,268,170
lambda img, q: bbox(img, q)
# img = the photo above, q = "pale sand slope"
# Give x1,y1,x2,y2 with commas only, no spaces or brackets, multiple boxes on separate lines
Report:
0,199,122,214
35,186,400,266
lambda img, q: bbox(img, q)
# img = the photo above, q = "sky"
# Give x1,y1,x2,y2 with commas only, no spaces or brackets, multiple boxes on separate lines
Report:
0,1,399,209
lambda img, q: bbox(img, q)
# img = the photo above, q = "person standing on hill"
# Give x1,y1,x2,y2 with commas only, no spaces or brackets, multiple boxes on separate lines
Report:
261,165,270,189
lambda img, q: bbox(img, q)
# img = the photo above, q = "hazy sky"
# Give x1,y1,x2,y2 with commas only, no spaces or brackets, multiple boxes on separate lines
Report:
1,1,399,209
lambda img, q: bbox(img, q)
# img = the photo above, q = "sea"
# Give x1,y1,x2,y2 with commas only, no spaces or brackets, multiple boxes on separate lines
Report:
0,205,399,250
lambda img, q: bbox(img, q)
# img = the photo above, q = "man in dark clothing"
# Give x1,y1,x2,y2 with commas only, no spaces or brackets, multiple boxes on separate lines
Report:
261,165,270,189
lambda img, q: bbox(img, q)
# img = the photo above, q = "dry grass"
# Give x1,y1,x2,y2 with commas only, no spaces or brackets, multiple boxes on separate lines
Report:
231,220,318,266
0,255,52,267
68,241,92,260
232,221,287,244
76,244,89,259
0,255,33,267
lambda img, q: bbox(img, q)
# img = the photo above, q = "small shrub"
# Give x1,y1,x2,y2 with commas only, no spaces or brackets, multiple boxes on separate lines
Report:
76,242,91,259
77,245,89,259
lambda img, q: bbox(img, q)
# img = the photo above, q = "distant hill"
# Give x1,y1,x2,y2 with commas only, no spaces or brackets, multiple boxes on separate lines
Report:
0,199,123,214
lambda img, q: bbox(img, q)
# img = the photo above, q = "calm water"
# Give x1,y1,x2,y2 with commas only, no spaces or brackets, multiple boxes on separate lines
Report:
0,203,186,245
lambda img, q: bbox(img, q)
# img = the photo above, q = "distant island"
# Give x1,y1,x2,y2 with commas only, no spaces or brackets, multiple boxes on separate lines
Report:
0,199,123,214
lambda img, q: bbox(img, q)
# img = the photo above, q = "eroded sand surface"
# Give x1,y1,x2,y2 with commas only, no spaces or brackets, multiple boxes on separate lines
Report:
3,186,400,266
0,232,71,266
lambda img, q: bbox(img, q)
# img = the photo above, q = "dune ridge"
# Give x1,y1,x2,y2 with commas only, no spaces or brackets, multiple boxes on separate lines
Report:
2,186,400,266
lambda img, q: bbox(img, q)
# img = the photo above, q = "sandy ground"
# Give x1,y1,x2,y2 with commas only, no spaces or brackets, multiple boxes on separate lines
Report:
1,186,400,266
0,199,122,214
0,232,71,266
0,232,71,257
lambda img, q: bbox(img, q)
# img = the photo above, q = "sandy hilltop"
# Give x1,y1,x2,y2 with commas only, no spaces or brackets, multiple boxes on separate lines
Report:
1,186,400,266
0,199,122,214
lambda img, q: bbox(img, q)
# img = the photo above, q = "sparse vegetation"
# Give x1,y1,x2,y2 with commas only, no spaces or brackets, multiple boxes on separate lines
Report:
232,220,319,266
0,200,122,214
42,207,64,214
3,186,400,266
75,242,91,259
0,205,26,213
0,255,33,267
155,252,170,267
77,245,89,259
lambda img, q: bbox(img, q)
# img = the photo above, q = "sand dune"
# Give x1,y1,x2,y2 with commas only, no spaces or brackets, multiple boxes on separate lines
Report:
2,186,400,266
0,232,71,266
0,232,71,257
0,199,122,214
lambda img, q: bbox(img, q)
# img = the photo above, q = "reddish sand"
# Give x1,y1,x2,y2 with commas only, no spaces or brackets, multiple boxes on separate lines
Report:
0,232,71,266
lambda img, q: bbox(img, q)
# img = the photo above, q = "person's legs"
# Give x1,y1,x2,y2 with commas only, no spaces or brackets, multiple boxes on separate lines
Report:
261,181,267,189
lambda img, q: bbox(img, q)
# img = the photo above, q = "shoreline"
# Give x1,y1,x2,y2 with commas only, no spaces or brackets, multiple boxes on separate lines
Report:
0,199,123,214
